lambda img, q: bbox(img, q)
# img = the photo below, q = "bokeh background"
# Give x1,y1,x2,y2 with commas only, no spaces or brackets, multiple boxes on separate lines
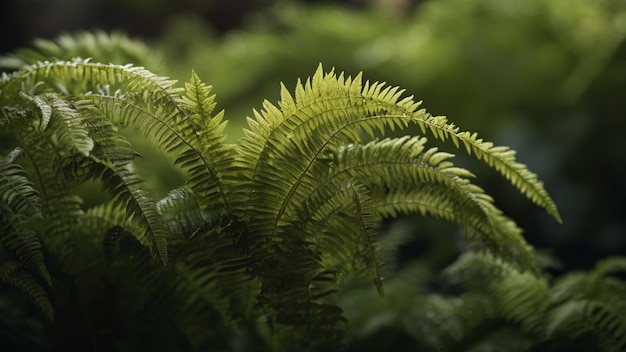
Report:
2,0,625,272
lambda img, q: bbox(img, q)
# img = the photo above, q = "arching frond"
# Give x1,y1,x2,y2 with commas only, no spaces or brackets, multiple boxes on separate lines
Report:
444,252,549,333
76,202,145,263
76,65,234,216
0,210,49,285
546,257,626,351
0,152,51,320
0,260,53,320
156,186,207,240
296,179,383,296
411,116,562,223
2,59,180,102
238,67,419,238
24,93,94,156
1,60,242,264
0,148,42,218
214,65,562,339
170,215,263,336
74,99,170,263
237,65,557,276
1,73,171,267
444,252,626,351
324,137,531,265
5,96,87,244
92,161,168,263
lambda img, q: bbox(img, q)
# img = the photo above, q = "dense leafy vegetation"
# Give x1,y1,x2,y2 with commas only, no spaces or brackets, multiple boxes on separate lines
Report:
155,0,626,270
1,0,625,349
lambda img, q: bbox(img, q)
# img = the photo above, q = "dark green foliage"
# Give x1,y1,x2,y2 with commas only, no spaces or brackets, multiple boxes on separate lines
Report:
340,232,626,352
0,31,622,351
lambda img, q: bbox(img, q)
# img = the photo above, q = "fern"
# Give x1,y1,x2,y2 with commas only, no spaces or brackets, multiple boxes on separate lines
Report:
177,71,233,212
0,148,44,258
546,257,626,350
445,252,550,334
0,149,52,319
0,33,565,349
0,260,53,320
440,252,626,351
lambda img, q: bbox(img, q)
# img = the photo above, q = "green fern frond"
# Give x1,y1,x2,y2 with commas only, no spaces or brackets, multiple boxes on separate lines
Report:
411,116,562,223
2,59,180,101
300,181,370,250
0,260,53,320
77,65,234,217
226,64,559,331
3,98,88,244
327,137,510,253
177,71,233,212
24,93,94,156
362,81,561,222
1,60,240,264
0,151,51,300
445,252,549,333
71,99,171,264
239,65,558,260
349,183,383,295
299,179,383,295
156,186,207,239
591,256,626,278
78,203,146,267
92,161,168,264
0,211,50,285
173,231,262,328
236,67,425,278
546,300,626,350
0,148,42,218
446,252,626,350
546,257,626,350
79,201,147,245
491,265,549,333
61,98,169,264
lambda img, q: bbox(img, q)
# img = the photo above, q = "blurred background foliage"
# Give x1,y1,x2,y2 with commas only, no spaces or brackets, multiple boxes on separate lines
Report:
2,0,626,348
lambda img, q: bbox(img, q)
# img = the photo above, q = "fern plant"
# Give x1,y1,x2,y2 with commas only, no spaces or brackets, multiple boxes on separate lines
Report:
340,242,626,352
0,32,563,350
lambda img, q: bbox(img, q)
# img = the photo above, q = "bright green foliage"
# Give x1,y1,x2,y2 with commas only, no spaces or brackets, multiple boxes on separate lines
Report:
2,32,619,351
155,0,626,274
